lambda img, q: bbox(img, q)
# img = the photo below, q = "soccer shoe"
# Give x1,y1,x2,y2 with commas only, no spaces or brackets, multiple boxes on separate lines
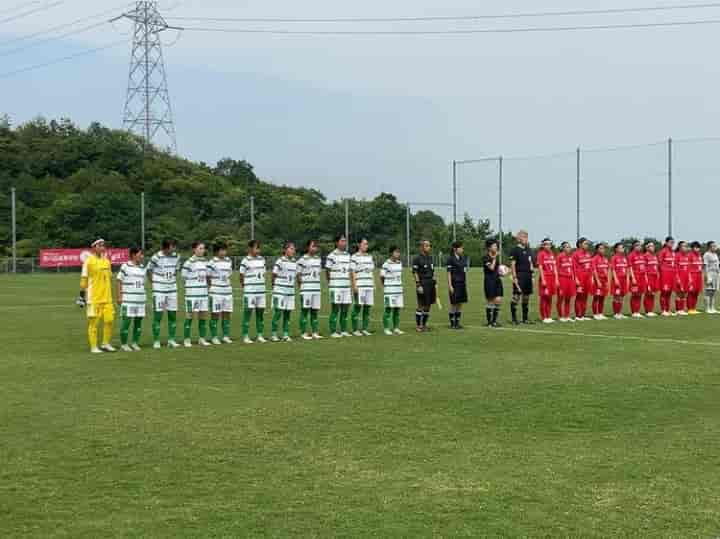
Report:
168,340,180,348
352,330,363,337
198,338,211,347
613,314,624,320
100,344,116,352
302,334,314,341
670,312,678,317
90,347,103,354
661,311,671,317
361,330,373,336
646,312,658,317
222,336,233,344
678,310,689,316
312,333,324,340
256,336,267,343
631,313,644,319
282,336,293,343
131,344,141,352
559,318,568,323
270,335,281,343
121,344,133,352
153,341,162,350
688,309,699,315
331,332,343,339
593,314,603,321
568,318,577,323
393,328,405,335
384,329,394,336
183,339,192,348
243,336,254,344
211,337,222,345
341,332,352,337
542,318,555,324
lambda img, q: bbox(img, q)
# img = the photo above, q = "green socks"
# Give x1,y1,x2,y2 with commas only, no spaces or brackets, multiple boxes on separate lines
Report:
271,307,282,336
152,311,162,341
121,317,143,345
384,308,401,331
299,308,309,334
351,303,361,332
132,318,142,344
210,318,218,338
339,305,349,332
183,318,192,339
168,311,177,340
310,310,319,334
120,316,132,345
243,308,265,337
198,319,207,339
329,304,339,333
222,319,230,338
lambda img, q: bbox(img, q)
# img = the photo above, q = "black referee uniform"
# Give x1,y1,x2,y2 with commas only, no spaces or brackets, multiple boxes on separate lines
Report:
483,253,503,326
412,253,436,330
446,252,468,329
509,243,534,324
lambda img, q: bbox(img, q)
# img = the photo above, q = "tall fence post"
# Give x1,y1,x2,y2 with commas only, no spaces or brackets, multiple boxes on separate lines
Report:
406,203,411,268
452,160,457,242
576,147,581,240
498,156,503,262
140,191,146,251
250,196,255,240
667,137,673,237
344,199,349,243
11,187,16,274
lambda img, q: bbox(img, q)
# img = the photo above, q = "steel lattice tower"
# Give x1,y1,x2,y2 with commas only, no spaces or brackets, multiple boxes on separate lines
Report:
117,1,178,151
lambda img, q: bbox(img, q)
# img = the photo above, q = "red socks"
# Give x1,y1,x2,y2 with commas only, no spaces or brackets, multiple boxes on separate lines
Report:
592,296,605,315
688,292,698,311
575,294,587,318
676,297,686,312
644,294,655,313
630,295,642,314
612,298,623,315
539,296,553,319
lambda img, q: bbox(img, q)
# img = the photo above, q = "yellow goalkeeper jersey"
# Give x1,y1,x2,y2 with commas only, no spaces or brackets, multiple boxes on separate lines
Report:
80,254,113,305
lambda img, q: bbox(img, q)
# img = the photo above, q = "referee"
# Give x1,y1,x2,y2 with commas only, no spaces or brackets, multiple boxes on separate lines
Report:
446,241,468,329
412,240,437,332
509,229,535,324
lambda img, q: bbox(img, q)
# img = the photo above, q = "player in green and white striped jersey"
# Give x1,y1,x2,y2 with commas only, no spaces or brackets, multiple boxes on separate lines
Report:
116,247,147,351
381,246,405,336
181,241,211,348
147,238,181,349
297,239,323,340
351,238,376,336
271,242,297,342
326,234,352,338
208,242,234,345
239,239,267,344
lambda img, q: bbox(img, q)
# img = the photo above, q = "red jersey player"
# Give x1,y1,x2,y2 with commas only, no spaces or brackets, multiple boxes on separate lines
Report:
609,242,630,320
556,241,577,322
537,238,558,324
687,241,703,314
572,238,593,321
675,241,690,316
657,237,676,316
643,241,660,317
627,240,647,318
591,243,610,320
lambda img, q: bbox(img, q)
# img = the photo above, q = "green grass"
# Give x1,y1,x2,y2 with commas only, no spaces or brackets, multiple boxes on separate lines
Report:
1,273,719,538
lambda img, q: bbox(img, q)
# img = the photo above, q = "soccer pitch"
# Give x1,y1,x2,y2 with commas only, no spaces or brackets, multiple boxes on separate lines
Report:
2,273,719,538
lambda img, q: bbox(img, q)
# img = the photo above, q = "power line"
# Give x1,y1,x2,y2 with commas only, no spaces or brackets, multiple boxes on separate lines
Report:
0,2,132,49
0,20,111,58
165,2,720,24
0,1,42,17
0,40,124,79
179,18,720,35
0,0,65,26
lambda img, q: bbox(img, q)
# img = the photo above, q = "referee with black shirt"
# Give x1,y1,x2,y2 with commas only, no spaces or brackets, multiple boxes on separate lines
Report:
446,241,468,329
412,240,437,332
509,229,535,324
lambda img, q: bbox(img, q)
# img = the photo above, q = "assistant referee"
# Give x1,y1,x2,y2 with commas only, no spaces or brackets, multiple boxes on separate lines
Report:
509,229,535,324
412,240,437,332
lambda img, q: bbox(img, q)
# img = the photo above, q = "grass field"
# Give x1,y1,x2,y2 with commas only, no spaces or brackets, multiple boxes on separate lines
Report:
2,272,720,538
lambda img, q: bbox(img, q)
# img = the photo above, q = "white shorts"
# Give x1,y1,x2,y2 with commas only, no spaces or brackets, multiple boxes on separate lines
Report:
273,295,295,311
153,293,178,312
122,304,146,318
384,295,404,309
330,288,352,305
210,294,234,313
244,294,267,310
301,292,321,310
185,297,209,313
707,273,720,291
355,288,375,306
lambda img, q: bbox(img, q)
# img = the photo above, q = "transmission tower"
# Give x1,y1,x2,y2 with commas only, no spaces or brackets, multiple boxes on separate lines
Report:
114,1,180,151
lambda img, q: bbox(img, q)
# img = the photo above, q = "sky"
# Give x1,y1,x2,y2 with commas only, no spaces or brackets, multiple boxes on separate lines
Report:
3,0,720,243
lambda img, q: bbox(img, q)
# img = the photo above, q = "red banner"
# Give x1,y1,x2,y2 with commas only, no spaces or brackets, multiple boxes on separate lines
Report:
39,248,130,268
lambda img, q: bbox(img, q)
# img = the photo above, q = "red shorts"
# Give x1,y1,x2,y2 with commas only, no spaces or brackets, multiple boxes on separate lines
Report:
593,279,609,297
612,279,628,297
660,271,676,293
676,272,690,294
575,273,593,296
539,279,556,297
629,274,647,296
645,273,660,293
558,276,577,297
690,273,703,293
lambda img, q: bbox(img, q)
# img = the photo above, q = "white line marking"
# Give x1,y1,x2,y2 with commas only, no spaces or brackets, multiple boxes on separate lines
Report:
465,324,720,348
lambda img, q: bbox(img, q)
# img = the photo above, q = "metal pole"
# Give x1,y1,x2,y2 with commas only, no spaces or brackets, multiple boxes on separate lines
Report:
576,146,581,240
406,203,411,268
344,199,349,243
140,191,145,251
452,160,457,241
667,137,673,237
11,187,16,274
498,156,503,262
250,196,255,240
